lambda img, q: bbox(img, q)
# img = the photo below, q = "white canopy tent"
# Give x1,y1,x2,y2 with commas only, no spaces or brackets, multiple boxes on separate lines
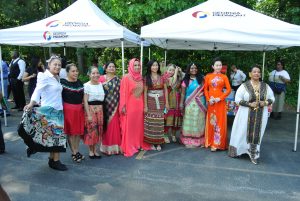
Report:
0,0,147,125
140,0,300,151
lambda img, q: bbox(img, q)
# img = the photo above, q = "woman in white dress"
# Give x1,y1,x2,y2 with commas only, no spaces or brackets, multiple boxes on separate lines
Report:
228,65,275,165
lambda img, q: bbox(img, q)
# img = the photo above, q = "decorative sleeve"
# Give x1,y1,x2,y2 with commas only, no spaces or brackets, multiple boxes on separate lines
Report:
119,75,128,114
220,75,231,101
234,84,249,107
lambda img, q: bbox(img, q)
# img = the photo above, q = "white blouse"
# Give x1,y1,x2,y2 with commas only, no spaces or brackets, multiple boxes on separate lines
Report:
31,70,63,110
269,70,290,84
84,82,105,102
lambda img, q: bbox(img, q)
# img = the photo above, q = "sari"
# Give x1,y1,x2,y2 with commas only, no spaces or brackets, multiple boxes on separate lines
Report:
180,79,206,146
99,75,122,155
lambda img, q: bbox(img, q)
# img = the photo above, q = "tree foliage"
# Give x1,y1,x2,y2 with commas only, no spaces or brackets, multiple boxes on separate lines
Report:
0,0,299,106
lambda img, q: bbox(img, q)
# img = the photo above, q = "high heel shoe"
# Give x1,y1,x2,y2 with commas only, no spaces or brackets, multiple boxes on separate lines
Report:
250,157,258,165
26,148,36,158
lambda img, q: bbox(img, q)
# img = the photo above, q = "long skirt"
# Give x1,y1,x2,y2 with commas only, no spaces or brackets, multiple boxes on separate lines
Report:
63,103,84,135
180,98,206,146
18,106,66,153
272,92,285,112
144,91,165,145
83,105,103,145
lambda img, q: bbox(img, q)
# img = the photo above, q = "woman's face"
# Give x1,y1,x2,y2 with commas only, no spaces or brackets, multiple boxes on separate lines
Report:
48,59,61,75
250,67,261,81
151,62,159,73
106,63,116,74
189,64,198,75
276,62,283,71
90,67,100,82
167,66,175,77
213,61,222,73
67,66,79,81
133,61,140,73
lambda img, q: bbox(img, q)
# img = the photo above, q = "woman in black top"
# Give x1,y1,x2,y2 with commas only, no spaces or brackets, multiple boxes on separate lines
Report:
61,64,85,162
22,56,44,98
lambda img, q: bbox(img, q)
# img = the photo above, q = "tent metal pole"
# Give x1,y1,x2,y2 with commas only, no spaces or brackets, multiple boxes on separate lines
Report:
293,69,300,151
140,40,144,75
0,46,7,126
262,51,266,81
149,47,151,60
63,44,66,56
121,40,125,76
164,50,167,67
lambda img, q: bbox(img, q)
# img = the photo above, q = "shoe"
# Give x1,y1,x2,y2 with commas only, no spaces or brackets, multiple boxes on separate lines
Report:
156,145,161,151
164,136,170,144
49,160,68,171
77,152,85,160
250,158,258,165
172,136,177,143
151,145,156,151
0,150,5,154
26,148,36,157
71,153,81,163
210,147,217,152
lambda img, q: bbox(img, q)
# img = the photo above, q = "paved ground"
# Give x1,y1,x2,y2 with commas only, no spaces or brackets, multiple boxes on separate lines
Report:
0,109,299,201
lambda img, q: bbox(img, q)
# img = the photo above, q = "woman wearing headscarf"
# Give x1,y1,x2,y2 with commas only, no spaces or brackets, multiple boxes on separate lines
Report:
119,58,150,157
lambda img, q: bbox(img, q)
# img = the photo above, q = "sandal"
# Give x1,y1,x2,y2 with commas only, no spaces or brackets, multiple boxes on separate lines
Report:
71,153,81,163
172,136,177,143
156,145,161,151
151,145,156,151
76,152,85,160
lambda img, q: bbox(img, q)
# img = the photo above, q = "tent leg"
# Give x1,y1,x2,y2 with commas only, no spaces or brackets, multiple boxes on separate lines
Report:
164,50,167,68
0,46,7,126
149,48,151,60
140,40,144,75
262,51,266,81
121,40,125,76
293,69,300,152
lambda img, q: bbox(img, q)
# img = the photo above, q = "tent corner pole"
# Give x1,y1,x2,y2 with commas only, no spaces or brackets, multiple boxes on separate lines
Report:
262,51,266,81
164,50,167,68
293,69,300,152
149,47,151,60
121,40,125,76
140,40,144,75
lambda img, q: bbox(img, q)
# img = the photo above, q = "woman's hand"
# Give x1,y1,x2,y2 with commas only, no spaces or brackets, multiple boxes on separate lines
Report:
144,106,148,113
121,106,126,115
87,115,93,122
24,103,34,111
249,102,258,108
165,103,170,110
259,101,265,107
209,97,215,105
214,97,221,103
179,103,184,110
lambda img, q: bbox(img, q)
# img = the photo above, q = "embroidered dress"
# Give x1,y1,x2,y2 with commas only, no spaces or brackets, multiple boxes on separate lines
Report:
61,79,84,135
144,76,165,145
204,73,231,150
99,75,122,155
165,78,182,131
83,82,105,145
228,81,275,159
180,79,206,146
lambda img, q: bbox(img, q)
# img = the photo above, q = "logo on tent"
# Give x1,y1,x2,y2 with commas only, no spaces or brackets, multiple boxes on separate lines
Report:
46,20,63,28
192,11,210,19
43,31,52,41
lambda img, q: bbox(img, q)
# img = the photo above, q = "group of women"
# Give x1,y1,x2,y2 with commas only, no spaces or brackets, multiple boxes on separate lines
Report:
19,55,276,171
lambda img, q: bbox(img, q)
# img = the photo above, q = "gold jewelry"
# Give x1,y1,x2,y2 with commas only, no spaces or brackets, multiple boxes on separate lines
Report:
264,100,268,106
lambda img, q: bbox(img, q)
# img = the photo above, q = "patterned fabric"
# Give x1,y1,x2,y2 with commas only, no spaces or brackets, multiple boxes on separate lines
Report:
22,106,66,148
144,76,165,145
244,81,267,145
180,79,206,146
102,77,120,124
84,105,103,145
228,145,237,157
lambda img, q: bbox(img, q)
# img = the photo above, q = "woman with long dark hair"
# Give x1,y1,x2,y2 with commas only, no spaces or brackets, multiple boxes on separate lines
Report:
144,60,169,151
179,63,206,148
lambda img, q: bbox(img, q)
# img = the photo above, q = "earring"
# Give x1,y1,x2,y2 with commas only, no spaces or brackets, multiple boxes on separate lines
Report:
249,72,252,78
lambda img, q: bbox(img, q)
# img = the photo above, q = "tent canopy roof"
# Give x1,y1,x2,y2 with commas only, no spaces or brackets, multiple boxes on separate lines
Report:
0,0,146,48
141,0,300,51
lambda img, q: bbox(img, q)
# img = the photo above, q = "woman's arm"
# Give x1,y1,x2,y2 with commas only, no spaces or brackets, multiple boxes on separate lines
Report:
164,83,169,110
180,86,186,109
83,93,92,122
144,85,148,113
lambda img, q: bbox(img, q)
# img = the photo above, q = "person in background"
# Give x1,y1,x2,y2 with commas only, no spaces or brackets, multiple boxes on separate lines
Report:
92,58,104,75
164,64,183,143
61,64,85,163
59,56,67,79
268,60,290,120
9,51,26,111
180,63,206,148
144,60,169,151
229,65,274,164
99,61,122,155
119,58,150,157
0,59,10,117
230,64,246,92
22,56,45,98
0,92,7,154
23,55,67,171
204,57,231,152
83,66,105,159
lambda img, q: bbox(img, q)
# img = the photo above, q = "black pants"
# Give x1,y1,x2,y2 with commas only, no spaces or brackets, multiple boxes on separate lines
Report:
0,120,5,152
10,78,26,109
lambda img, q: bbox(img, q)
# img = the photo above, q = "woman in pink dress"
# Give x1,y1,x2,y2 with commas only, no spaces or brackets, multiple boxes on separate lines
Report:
99,62,122,155
119,58,150,157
